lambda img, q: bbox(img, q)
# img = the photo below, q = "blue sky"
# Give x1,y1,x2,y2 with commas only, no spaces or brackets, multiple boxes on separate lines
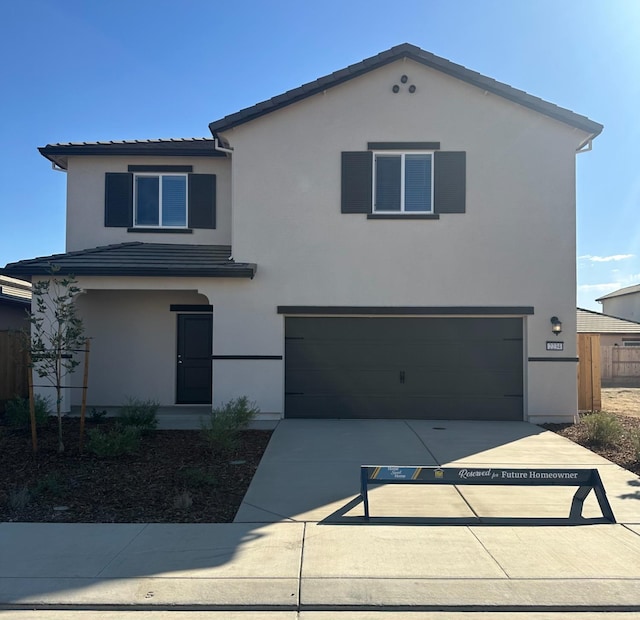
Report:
1,0,639,311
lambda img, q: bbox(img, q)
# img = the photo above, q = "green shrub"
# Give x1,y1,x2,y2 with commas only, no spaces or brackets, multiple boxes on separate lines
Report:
89,407,108,424
87,425,141,457
32,473,65,498
118,397,158,433
4,395,50,429
178,467,217,488
173,490,193,511
7,486,30,512
582,412,623,447
631,431,640,462
201,396,259,453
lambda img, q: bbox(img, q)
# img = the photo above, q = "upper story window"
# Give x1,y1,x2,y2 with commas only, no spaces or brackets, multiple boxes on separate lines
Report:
341,145,465,218
135,174,188,228
374,152,433,213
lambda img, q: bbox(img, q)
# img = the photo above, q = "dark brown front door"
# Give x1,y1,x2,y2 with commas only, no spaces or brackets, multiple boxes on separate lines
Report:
176,314,212,404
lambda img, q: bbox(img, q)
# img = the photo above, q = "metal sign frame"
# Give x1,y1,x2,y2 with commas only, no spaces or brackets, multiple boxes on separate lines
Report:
360,466,616,523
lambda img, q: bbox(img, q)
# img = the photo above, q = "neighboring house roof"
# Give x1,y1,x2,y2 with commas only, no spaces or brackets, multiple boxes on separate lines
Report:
0,275,31,307
577,307,640,333
208,43,603,141
596,284,640,302
39,138,224,170
1,243,256,279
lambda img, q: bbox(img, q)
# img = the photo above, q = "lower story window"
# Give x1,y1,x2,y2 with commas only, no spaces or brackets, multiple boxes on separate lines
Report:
374,152,433,213
135,174,187,227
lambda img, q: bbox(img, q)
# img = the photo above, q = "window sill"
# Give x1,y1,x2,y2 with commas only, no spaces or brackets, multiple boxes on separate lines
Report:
127,227,193,234
367,213,440,220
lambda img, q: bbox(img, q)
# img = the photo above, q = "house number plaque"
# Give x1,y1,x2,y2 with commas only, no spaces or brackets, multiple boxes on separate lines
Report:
546,341,564,351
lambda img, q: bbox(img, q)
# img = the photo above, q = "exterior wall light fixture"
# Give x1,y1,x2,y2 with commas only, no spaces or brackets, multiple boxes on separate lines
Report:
550,316,562,335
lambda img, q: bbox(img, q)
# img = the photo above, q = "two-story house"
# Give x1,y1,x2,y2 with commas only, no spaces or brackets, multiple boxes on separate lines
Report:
597,286,640,323
2,44,602,424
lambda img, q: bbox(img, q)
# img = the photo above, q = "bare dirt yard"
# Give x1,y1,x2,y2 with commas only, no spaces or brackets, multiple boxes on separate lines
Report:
543,387,640,476
601,387,640,418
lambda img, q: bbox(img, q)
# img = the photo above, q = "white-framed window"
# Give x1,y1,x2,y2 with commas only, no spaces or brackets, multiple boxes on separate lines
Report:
134,173,188,227
623,340,640,347
373,152,433,213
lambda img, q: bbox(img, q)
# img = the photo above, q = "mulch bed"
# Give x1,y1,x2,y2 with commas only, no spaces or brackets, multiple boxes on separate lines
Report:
0,418,272,523
543,413,640,476
2,413,638,523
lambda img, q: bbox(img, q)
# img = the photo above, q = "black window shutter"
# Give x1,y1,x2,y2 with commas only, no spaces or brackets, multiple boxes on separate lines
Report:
341,152,372,213
188,174,216,229
434,152,466,214
104,173,133,227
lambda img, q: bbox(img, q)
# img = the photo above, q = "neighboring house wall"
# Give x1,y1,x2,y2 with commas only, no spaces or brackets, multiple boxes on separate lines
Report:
600,295,640,323
0,302,29,331
65,156,231,252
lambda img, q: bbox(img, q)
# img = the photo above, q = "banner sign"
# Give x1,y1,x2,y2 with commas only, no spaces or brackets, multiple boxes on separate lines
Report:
364,466,594,486
360,465,615,523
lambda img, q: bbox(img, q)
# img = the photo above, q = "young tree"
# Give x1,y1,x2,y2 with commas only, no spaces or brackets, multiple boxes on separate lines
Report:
29,270,85,452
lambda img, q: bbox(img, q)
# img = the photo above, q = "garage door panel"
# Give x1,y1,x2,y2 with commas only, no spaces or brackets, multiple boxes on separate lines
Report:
285,317,523,420
285,394,522,420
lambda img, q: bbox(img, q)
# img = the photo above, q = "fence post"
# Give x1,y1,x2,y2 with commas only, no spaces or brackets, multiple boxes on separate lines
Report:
79,339,91,451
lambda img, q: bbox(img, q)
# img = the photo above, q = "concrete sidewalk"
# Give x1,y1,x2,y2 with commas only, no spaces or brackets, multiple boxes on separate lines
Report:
1,522,640,610
1,420,640,613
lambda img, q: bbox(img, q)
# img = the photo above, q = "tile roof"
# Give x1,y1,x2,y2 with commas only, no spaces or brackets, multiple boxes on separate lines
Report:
596,284,640,302
39,138,225,170
208,43,603,140
577,307,640,334
1,243,256,279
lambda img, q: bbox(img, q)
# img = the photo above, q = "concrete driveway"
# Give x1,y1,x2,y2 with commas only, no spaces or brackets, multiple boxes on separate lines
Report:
235,419,640,524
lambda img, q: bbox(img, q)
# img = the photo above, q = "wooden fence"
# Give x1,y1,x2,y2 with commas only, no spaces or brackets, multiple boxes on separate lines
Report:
0,330,29,412
601,345,640,387
577,333,601,411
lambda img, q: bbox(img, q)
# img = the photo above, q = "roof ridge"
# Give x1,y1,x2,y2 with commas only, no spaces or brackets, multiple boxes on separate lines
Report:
208,43,602,137
42,137,214,148
4,242,143,267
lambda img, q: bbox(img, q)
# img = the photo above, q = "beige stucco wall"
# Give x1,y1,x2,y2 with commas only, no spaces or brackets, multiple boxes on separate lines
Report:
70,288,210,406
64,155,231,252
49,58,595,422
213,58,591,422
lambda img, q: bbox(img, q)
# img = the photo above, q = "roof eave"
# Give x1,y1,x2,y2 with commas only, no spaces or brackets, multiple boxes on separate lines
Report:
1,265,257,279
208,43,603,137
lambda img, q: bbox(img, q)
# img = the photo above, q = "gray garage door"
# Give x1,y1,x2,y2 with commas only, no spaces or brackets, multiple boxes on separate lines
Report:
284,317,523,420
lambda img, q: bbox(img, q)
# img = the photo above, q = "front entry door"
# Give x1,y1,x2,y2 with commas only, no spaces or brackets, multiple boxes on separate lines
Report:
176,314,212,404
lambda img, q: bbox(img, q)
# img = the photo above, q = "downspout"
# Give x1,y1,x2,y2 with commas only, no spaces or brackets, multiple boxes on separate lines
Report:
214,137,233,154
213,136,235,261
576,136,594,154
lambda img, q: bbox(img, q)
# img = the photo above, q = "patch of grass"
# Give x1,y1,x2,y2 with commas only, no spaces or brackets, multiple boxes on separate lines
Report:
118,398,159,433
201,396,259,453
87,425,142,457
582,411,623,447
4,395,50,430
